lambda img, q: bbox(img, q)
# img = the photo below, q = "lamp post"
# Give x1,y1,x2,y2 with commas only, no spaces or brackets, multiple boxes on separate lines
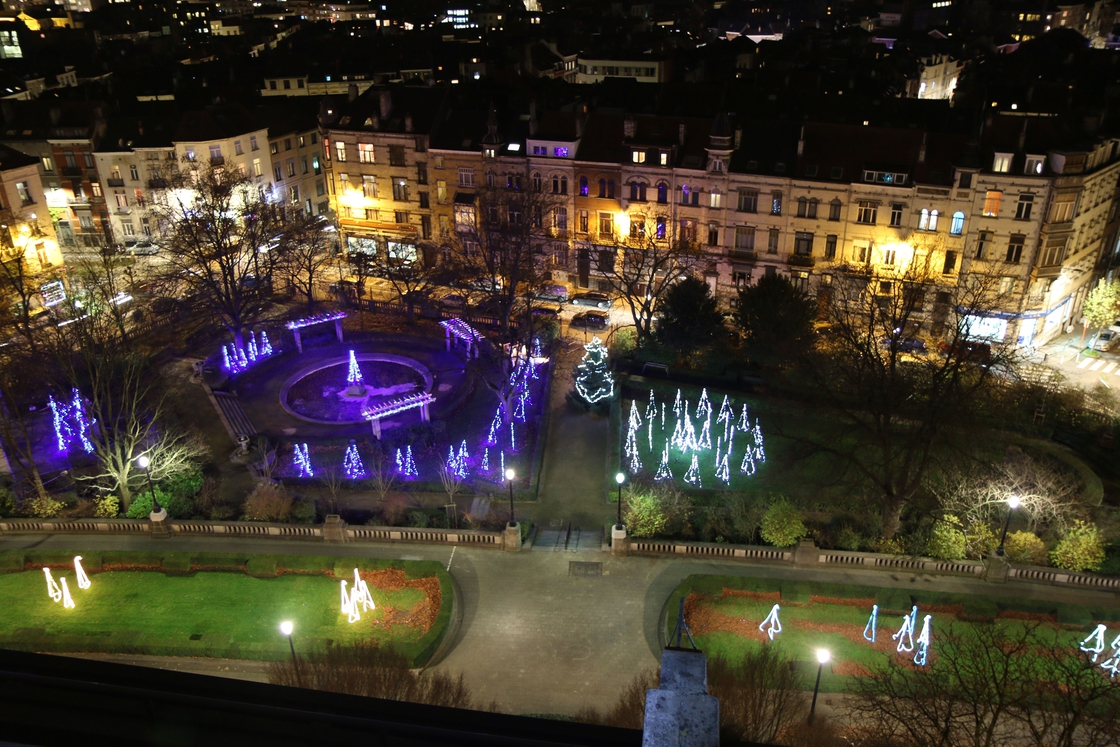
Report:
615,472,626,529
279,620,301,687
505,468,516,527
808,648,830,724
995,494,1021,557
136,454,161,515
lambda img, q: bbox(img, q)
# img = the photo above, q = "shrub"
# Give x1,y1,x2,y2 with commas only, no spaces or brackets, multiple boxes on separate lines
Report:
835,525,863,551
1050,520,1106,572
407,510,429,528
126,488,193,519
964,520,998,560
612,327,637,358
1004,531,1048,566
875,537,907,555
0,486,16,518
242,482,293,522
160,467,204,502
289,496,317,524
926,515,966,560
624,489,671,538
93,495,119,518
759,499,806,548
24,495,64,518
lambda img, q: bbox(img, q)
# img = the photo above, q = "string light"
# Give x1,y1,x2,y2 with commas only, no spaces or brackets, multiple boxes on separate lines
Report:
347,350,364,387
573,337,614,404
71,389,93,454
286,311,347,330
60,577,75,609
759,604,782,640
893,606,917,653
697,415,712,450
43,568,62,603
487,405,504,444
715,452,730,483
655,442,673,481
49,396,69,451
260,330,273,356
482,448,490,473
737,404,750,431
509,420,516,452
293,443,314,477
645,389,657,420
1100,633,1120,678
1082,625,1108,662
913,615,932,667
740,449,756,475
340,579,352,616
695,388,711,419
673,389,682,416
683,453,701,487
863,605,878,642
395,448,404,473
351,568,375,613
717,395,733,427
343,441,366,479
500,450,505,478
74,556,90,590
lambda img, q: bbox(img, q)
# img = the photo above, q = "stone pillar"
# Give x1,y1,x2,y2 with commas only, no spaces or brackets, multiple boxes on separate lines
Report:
293,329,303,354
984,553,1010,583
504,522,521,552
149,507,170,539
792,538,818,567
370,417,381,439
420,402,430,422
611,524,630,556
643,649,719,747
444,326,451,351
323,514,347,543
334,318,344,343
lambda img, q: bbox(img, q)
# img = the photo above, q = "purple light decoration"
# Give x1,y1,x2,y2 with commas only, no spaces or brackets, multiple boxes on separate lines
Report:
509,420,516,452
347,350,363,386
71,388,93,454
457,440,470,464
514,389,529,422
403,445,417,477
49,395,70,451
395,448,404,473
487,405,503,445
222,346,232,372
482,448,490,473
285,310,346,330
500,450,505,478
532,337,543,359
247,336,259,362
293,442,314,477
260,330,273,356
343,440,366,479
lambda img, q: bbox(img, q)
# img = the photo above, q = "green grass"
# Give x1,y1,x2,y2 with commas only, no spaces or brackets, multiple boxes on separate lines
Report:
668,575,1120,693
0,551,453,666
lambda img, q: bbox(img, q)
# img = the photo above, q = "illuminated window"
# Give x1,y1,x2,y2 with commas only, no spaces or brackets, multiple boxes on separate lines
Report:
982,191,1001,217
950,211,965,235
358,143,374,163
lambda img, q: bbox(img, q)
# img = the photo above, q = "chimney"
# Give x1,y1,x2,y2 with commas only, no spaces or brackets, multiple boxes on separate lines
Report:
348,83,358,102
734,127,742,149
678,122,686,145
797,125,804,156
380,89,392,120
918,132,927,163
404,113,413,133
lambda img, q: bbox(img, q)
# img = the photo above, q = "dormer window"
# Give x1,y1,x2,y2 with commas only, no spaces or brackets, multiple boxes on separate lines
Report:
992,153,1012,173
484,147,496,159
660,152,669,166
632,150,646,164
1024,155,1045,175
710,157,724,173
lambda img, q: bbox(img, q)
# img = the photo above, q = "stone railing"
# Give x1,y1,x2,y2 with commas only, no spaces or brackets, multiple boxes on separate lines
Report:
1009,565,1120,590
631,539,793,563
814,548,986,577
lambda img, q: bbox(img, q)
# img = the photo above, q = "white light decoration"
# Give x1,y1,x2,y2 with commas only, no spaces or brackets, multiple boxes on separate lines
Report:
759,604,782,640
343,441,366,479
509,419,517,452
351,568,375,613
645,389,657,421
43,568,62,603
361,392,435,421
740,449,756,476
629,444,643,474
1100,634,1120,678
648,417,655,452
913,614,932,667
661,403,666,428
457,440,470,465
714,436,722,467
670,418,685,450
500,450,506,478
737,404,750,431
514,388,530,422
573,337,615,404
655,442,673,481
683,453,702,487
717,395,733,427
292,442,314,477
1081,625,1108,662
60,577,75,609
893,606,918,653
628,399,642,430
673,389,682,416
696,388,711,419
697,415,712,450
286,310,346,330
715,452,730,484
340,580,351,615
863,604,878,642
74,556,90,590
402,445,417,477
487,405,503,445
681,414,698,453
482,448,490,473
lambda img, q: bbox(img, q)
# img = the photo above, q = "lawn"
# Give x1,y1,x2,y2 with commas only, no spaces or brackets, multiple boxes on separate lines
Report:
667,575,1120,693
0,551,453,665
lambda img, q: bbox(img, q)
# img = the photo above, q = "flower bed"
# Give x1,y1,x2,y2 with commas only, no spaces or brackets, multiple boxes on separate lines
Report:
285,360,426,423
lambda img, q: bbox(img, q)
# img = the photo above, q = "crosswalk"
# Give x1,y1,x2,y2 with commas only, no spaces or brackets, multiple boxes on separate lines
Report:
1075,356,1120,374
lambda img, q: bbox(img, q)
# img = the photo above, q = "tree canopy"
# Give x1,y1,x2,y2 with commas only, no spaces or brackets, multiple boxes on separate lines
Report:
655,276,724,357
736,274,817,365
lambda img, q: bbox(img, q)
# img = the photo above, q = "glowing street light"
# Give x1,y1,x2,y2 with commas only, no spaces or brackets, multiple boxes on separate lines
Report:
136,454,162,515
505,468,516,527
809,648,831,724
615,472,626,530
279,620,297,664
995,494,1021,557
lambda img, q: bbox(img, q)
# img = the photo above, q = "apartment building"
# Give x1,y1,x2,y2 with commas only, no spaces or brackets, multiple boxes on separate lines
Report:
172,105,272,195
93,117,176,246
260,103,326,215
0,144,61,276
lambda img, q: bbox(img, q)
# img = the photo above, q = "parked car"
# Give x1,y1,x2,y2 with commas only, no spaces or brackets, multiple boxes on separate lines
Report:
879,335,928,354
1093,329,1118,351
531,306,559,319
571,292,612,309
532,284,569,304
126,239,158,256
570,311,609,330
939,340,991,364
438,293,467,310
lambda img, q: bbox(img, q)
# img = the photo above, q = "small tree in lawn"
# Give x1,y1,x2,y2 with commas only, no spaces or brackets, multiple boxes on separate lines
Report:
570,336,615,412
1082,279,1120,348
655,276,725,362
759,498,807,547
438,460,464,507
736,274,817,366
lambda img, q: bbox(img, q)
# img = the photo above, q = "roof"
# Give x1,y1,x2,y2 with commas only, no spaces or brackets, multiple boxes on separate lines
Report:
576,113,713,167
321,85,449,137
796,122,969,185
173,104,264,143
0,144,37,171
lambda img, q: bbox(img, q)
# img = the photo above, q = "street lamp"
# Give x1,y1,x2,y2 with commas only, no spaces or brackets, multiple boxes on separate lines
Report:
505,468,516,527
136,454,161,515
995,494,1021,557
279,620,301,686
615,472,626,529
808,648,830,724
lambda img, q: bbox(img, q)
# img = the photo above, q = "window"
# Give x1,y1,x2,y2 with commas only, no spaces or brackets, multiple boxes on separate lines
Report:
64,153,76,169
680,184,691,205
286,160,296,178
890,203,903,227
122,222,135,236
958,172,973,189
825,234,837,259
90,182,101,198
532,172,542,191
1006,234,1024,263
579,176,589,196
950,211,965,236
919,208,939,231
554,147,569,157
335,142,347,162
796,197,808,217
298,135,305,147
313,156,321,175
362,175,377,198
883,246,897,265
657,183,668,204
992,153,1012,173
284,139,292,151
421,215,432,239
608,180,615,199
829,199,842,221
15,181,32,204
289,185,299,203
983,190,1002,217
1051,199,1075,223
1041,238,1066,266
660,152,669,166
552,175,568,194
252,159,262,177
141,217,150,236
734,226,755,250
771,192,782,215
509,206,522,227
129,165,139,181
439,215,450,235
943,250,957,274
707,223,719,246
389,146,406,167
185,147,196,161
656,217,667,239
679,219,696,243
597,249,615,273
1025,156,1045,175
110,166,122,181
250,136,259,152
737,191,758,213
794,232,813,256
767,228,780,254
274,164,283,182
532,146,546,156
999,277,1016,296
599,212,613,237
507,173,522,190
629,182,647,201
857,201,877,224
83,152,94,168
1016,194,1034,220
553,207,567,234
392,179,409,201
578,210,589,233
395,211,409,224
436,180,447,203
301,157,308,175
976,231,993,259
458,168,474,187
599,179,607,198
114,191,127,208
632,150,645,163
41,155,53,172
807,198,818,219
358,143,375,163
270,142,279,156
710,190,722,209
630,218,645,239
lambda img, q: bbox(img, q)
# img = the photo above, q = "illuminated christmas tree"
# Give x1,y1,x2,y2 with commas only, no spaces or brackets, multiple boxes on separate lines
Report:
572,337,614,409
347,350,363,386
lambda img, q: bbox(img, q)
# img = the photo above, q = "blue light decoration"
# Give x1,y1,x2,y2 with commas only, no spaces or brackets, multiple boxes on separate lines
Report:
1081,624,1108,663
500,450,505,478
482,448,490,473
514,388,530,422
260,331,273,356
913,614,932,667
655,442,673,481
347,350,363,386
683,453,702,487
71,389,93,454
457,440,470,465
446,445,468,479
863,605,879,642
509,420,516,452
487,405,504,445
343,440,366,479
49,395,72,451
285,310,347,330
531,336,543,360
293,443,314,477
1099,633,1120,678
759,604,782,640
893,606,917,653
401,445,418,478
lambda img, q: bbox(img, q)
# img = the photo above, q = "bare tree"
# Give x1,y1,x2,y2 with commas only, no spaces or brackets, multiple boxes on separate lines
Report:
437,459,464,506
318,466,343,514
369,450,397,503
590,205,706,345
362,237,444,324
276,211,335,312
709,649,809,745
0,342,57,500
0,246,55,352
797,246,1017,537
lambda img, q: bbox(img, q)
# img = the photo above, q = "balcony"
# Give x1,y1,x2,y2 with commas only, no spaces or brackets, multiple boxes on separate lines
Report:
114,206,131,215
148,177,168,189
67,195,90,207
787,254,815,268
728,249,757,262
61,166,83,177
107,178,125,187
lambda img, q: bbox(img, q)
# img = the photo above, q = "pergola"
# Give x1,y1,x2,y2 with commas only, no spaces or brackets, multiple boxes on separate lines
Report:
362,392,435,438
440,318,483,359
286,311,347,353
